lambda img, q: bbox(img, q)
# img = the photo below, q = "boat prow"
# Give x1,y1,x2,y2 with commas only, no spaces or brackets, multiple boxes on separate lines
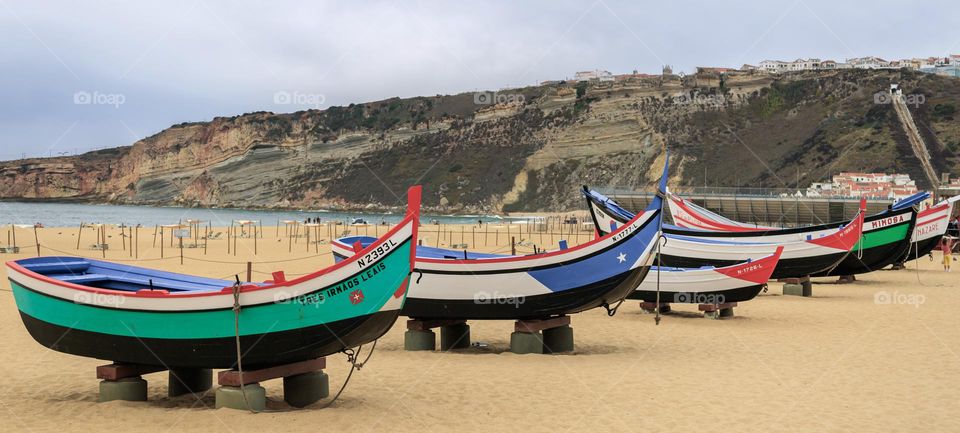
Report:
6,186,423,369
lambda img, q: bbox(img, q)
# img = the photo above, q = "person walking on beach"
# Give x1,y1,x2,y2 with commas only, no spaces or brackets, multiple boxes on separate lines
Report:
942,237,954,272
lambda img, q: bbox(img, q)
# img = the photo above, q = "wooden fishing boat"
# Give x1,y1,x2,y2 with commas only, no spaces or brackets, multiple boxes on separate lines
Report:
5,187,421,369
330,160,669,321
631,247,782,304
663,191,918,275
897,196,960,263
583,188,864,279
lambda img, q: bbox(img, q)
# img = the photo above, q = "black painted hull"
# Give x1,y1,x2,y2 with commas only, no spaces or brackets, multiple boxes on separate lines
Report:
19,309,400,369
898,236,944,264
812,225,915,276
402,266,651,321
656,251,849,280
628,283,765,304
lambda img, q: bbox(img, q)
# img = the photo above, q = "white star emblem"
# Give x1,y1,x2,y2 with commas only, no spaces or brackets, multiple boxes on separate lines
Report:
617,252,627,263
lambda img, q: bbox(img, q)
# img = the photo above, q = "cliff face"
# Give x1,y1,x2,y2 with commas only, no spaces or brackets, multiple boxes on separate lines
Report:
2,70,959,212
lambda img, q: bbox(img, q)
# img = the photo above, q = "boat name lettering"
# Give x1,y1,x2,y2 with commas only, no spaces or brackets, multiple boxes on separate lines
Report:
360,262,387,282
611,221,639,242
358,239,398,268
869,215,905,230
916,223,940,236
735,263,763,275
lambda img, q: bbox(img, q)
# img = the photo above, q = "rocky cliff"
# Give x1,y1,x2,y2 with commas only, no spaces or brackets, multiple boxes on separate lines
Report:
2,69,958,212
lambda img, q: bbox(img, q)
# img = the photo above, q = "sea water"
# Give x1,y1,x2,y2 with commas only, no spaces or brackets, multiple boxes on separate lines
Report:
0,201,514,227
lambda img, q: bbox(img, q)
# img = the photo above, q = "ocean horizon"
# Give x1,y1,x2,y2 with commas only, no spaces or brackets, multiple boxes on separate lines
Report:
0,200,517,228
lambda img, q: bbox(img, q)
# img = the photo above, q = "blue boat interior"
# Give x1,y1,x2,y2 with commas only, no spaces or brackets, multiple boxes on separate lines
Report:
14,256,236,293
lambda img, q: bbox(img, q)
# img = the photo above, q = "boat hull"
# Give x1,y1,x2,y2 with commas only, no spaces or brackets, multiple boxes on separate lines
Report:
656,252,847,280
16,306,399,369
903,236,944,262
628,283,765,304
401,266,650,320
811,217,914,276
8,226,416,369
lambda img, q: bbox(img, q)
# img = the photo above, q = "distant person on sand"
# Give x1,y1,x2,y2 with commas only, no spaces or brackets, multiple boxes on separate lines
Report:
942,237,954,272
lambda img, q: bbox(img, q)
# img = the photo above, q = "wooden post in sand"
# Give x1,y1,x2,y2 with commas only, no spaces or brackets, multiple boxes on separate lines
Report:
246,261,252,283
152,225,158,247
306,226,310,253
100,225,106,259
511,237,516,255
135,226,139,259
160,227,164,258
11,224,16,250
76,223,84,250
253,225,258,255
288,227,293,253
33,226,40,256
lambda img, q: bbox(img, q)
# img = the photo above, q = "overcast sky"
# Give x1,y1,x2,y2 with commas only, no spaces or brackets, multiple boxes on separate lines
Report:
1,0,958,161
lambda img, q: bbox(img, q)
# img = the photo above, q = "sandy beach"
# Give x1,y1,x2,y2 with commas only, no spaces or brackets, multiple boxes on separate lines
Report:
1,225,958,432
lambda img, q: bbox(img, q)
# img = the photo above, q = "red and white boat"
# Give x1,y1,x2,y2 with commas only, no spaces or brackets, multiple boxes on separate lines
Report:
632,247,783,305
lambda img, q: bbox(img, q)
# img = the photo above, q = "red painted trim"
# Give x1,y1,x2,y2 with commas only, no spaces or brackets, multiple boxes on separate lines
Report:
670,197,762,232
714,246,782,284
406,185,422,271
918,203,949,218
6,196,421,299
393,276,410,299
806,209,864,251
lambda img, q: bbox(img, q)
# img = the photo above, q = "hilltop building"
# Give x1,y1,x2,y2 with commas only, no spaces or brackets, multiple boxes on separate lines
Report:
575,70,614,82
807,172,918,200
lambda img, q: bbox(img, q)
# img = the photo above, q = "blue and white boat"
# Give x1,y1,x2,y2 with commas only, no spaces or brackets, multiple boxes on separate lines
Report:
330,159,669,320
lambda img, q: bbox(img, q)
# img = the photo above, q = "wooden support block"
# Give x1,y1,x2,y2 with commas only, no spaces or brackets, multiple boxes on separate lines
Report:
169,368,213,398
99,377,148,402
218,358,326,387
783,283,805,296
836,275,856,284
510,331,543,354
697,302,738,312
97,363,166,380
543,325,574,353
283,371,329,408
639,302,671,314
406,319,467,331
439,323,471,350
404,329,436,351
215,384,266,411
514,316,571,333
